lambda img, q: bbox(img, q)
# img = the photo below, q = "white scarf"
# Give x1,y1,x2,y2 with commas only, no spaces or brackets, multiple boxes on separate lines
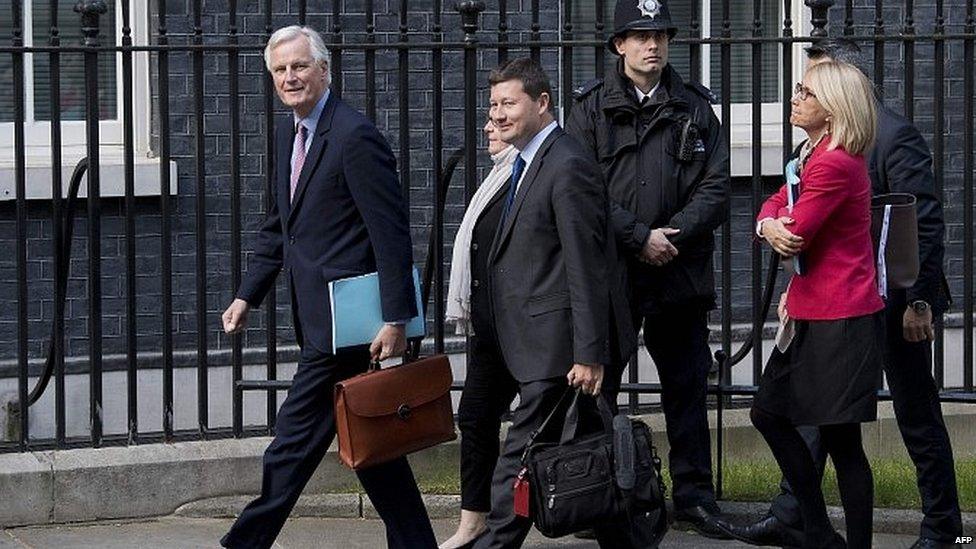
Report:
445,145,518,335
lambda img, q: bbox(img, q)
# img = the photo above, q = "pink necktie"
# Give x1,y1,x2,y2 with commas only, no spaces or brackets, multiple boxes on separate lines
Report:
290,124,308,203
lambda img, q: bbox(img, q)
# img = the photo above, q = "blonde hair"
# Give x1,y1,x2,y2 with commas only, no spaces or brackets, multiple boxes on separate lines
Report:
804,61,877,156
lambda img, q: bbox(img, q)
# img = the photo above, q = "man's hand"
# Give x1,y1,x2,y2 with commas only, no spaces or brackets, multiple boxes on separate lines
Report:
370,323,407,361
567,363,605,396
638,227,680,266
222,298,251,334
903,306,934,343
761,216,804,257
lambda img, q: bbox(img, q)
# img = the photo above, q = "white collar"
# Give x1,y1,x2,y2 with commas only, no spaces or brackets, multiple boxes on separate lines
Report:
293,88,331,134
634,81,661,104
517,120,558,172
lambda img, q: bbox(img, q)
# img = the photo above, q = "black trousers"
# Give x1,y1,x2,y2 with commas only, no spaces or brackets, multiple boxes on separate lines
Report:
472,378,636,549
640,306,718,511
457,333,519,512
221,345,437,549
771,295,962,542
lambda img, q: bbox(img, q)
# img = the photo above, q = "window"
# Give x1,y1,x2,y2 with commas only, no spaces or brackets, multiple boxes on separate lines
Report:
0,0,164,200
0,0,118,124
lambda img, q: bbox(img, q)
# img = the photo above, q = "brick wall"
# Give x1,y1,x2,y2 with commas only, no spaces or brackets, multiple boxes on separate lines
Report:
0,0,971,367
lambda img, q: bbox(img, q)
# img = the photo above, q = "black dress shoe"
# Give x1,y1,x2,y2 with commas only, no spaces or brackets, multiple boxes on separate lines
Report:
671,505,733,540
719,513,804,547
910,537,962,549
572,528,597,539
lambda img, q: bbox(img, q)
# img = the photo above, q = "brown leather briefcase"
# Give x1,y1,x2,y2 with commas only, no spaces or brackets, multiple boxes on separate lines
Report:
334,354,457,470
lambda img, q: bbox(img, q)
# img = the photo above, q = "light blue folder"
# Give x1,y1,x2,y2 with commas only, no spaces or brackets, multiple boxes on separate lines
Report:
329,267,426,349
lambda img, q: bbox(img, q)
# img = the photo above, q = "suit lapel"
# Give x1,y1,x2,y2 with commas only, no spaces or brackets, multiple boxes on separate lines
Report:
276,120,293,225
288,93,337,223
488,127,563,264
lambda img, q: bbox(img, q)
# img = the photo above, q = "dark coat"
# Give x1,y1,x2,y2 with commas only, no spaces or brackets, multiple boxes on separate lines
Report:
869,103,950,314
237,93,417,354
566,62,730,312
487,126,636,383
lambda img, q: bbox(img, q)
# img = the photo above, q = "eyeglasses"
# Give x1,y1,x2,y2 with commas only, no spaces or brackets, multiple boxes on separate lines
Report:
793,82,817,101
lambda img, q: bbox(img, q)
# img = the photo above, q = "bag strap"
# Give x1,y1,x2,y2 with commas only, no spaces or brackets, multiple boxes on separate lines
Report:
560,391,615,444
519,387,575,464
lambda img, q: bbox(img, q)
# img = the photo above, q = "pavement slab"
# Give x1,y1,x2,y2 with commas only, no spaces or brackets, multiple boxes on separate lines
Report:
1,516,922,548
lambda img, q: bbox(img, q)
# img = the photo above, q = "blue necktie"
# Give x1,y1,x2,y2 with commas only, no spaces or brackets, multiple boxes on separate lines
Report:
503,154,526,221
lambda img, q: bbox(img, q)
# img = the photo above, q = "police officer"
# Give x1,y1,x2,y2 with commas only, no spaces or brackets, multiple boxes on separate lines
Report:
566,0,731,539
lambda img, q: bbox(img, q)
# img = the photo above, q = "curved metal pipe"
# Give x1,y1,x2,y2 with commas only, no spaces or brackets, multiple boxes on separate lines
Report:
410,147,466,360
28,158,88,406
714,249,780,371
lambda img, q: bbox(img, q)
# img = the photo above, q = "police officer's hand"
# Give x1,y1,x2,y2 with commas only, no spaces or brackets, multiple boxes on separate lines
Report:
639,227,680,266
761,217,804,257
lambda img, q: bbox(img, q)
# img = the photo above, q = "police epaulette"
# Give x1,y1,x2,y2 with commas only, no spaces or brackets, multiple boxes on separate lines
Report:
686,81,718,104
573,78,604,101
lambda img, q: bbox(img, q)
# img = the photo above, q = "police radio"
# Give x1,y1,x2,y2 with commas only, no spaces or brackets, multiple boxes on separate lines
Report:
677,108,701,163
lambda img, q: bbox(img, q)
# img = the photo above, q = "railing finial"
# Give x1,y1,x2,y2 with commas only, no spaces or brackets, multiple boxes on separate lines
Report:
805,0,834,37
456,1,486,42
74,0,107,46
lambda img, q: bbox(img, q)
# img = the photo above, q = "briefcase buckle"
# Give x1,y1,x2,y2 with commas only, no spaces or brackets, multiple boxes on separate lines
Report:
396,404,412,420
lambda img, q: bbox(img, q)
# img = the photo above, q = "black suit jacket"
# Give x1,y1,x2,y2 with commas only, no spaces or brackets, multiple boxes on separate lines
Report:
869,103,950,314
237,93,417,353
487,126,637,383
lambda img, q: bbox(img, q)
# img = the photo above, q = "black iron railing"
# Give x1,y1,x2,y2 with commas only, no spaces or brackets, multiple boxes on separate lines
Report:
1,2,975,505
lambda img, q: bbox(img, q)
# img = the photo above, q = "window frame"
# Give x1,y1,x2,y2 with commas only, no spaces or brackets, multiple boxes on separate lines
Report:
0,0,156,193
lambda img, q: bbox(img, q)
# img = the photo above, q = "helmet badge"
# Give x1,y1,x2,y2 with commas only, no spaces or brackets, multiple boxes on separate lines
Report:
637,0,661,19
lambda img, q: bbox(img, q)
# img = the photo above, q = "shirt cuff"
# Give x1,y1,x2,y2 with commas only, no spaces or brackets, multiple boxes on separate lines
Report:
756,217,774,239
386,320,409,326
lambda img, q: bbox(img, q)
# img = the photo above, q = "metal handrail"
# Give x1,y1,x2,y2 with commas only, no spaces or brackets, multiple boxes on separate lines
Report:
27,158,89,406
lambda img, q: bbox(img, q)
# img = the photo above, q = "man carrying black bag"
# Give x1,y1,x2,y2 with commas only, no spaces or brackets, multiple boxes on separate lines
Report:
472,57,640,549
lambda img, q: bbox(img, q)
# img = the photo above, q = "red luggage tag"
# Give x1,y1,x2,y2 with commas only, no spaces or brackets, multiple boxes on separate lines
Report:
513,467,530,517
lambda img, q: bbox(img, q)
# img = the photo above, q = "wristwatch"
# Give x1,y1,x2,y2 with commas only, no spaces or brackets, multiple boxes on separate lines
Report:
910,300,930,314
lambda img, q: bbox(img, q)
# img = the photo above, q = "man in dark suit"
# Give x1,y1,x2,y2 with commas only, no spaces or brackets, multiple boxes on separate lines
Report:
218,25,436,549
724,38,961,549
472,57,637,549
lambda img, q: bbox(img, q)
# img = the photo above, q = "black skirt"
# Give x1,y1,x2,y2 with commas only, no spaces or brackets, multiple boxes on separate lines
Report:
754,311,884,426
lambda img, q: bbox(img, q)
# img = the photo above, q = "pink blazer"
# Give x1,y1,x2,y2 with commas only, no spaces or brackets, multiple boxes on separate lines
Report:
758,140,884,320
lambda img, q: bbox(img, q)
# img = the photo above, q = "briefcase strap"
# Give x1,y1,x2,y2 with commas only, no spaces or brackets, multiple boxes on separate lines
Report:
561,391,614,443
519,388,615,464
519,387,575,464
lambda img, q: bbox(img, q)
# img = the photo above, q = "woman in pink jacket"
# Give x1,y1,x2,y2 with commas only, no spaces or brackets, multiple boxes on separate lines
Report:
751,61,883,549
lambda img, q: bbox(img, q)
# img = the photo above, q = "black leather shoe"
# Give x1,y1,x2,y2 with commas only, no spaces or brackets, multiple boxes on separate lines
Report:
672,505,733,540
572,529,596,539
718,513,804,547
910,538,962,549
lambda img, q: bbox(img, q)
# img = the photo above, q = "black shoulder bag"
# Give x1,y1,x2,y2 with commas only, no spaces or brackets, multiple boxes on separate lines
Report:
517,389,668,545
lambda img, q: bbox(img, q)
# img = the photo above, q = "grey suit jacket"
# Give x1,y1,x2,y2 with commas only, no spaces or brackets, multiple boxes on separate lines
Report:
487,126,636,383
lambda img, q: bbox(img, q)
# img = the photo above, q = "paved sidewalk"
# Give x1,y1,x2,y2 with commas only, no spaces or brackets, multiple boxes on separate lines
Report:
1,516,921,548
